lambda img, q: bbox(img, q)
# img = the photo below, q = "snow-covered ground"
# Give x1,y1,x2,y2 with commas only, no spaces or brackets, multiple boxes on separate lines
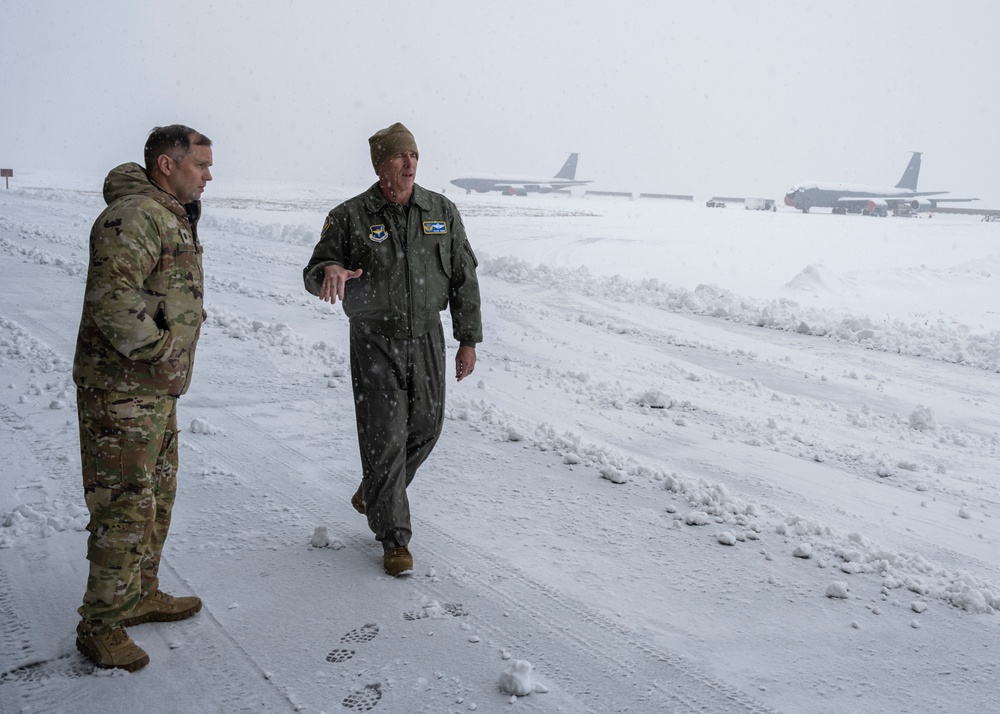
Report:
2,174,999,713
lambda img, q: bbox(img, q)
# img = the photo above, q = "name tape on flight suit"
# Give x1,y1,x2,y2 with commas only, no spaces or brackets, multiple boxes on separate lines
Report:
422,221,447,234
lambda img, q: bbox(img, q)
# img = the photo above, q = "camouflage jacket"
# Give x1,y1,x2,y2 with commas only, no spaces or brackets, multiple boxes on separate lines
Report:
303,183,482,345
73,162,204,396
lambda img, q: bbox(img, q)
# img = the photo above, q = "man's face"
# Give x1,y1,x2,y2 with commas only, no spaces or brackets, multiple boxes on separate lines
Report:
378,151,418,197
162,142,213,204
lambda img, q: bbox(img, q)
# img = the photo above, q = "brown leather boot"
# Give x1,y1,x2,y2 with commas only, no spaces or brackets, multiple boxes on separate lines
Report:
120,590,202,627
76,627,149,672
383,546,413,576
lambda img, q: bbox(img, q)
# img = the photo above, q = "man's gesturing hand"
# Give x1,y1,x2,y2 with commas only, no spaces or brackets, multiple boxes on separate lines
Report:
320,264,363,304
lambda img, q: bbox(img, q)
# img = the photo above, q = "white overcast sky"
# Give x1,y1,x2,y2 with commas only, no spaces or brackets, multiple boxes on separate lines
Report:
2,0,998,203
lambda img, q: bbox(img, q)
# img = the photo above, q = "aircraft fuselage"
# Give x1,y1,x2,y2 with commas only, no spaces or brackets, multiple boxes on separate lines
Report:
450,153,592,195
783,152,964,214
783,183,929,212
449,175,587,194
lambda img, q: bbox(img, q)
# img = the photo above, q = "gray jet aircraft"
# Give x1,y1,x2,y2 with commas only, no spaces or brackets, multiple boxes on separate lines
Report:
450,153,592,195
784,152,977,214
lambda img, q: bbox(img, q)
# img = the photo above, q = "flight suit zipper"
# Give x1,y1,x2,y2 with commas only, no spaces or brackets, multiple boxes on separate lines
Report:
403,204,415,338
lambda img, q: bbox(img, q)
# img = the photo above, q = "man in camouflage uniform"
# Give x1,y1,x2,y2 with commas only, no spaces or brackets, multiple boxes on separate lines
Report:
303,122,482,576
72,125,213,671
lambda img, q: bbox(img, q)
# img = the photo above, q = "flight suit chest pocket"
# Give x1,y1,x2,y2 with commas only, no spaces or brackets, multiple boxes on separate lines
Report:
416,238,452,312
356,234,396,271
344,231,398,315
433,239,453,279
409,226,451,275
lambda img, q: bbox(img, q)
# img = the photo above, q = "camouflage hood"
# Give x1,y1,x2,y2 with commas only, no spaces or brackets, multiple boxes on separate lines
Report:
102,162,198,223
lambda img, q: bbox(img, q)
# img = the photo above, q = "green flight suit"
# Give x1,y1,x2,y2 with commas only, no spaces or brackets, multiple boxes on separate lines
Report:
304,183,482,548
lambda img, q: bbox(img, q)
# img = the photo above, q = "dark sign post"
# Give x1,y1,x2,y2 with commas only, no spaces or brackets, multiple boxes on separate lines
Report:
0,169,11,189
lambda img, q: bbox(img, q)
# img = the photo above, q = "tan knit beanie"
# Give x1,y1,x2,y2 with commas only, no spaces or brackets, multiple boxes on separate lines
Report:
368,122,418,172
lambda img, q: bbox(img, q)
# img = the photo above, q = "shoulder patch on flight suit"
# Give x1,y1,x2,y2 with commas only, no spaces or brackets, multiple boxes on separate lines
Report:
422,221,447,235
322,215,332,234
369,224,388,243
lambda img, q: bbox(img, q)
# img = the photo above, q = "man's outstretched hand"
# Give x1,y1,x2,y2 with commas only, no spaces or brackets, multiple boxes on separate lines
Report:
319,264,363,304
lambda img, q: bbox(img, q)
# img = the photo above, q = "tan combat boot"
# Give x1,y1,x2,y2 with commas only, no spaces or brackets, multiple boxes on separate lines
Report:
120,590,202,627
383,546,413,576
76,627,149,672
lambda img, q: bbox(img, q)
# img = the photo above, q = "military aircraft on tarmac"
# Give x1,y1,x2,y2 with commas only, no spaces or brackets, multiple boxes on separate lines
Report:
450,153,592,196
783,152,978,214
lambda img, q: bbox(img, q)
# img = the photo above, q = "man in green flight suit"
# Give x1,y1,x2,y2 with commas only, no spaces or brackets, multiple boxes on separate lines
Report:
304,122,483,576
73,125,213,671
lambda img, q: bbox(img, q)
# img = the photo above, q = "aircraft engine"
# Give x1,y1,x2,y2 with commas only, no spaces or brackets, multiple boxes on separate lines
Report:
864,199,888,217
907,199,935,212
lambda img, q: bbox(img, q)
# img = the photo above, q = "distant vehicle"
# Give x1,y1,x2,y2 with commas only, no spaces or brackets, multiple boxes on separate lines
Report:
745,198,776,211
705,200,726,208
783,152,978,214
450,153,592,195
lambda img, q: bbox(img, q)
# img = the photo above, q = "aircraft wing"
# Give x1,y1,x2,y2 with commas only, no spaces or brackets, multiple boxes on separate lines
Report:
483,180,591,195
833,196,905,211
834,194,979,213
834,192,950,205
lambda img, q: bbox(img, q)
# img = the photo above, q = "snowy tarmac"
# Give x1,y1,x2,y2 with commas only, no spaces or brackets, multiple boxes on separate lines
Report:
2,176,999,713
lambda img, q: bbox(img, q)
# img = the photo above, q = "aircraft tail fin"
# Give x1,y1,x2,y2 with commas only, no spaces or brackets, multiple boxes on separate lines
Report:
554,153,580,180
895,152,922,190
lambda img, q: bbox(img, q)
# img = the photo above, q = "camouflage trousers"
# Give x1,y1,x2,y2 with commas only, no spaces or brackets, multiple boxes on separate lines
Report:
350,322,445,549
76,387,178,630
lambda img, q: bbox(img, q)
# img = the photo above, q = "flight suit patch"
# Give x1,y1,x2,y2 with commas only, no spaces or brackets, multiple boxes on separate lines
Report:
369,225,388,243
422,221,447,235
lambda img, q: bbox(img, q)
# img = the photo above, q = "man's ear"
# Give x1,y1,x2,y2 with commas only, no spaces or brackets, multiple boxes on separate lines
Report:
156,153,172,177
